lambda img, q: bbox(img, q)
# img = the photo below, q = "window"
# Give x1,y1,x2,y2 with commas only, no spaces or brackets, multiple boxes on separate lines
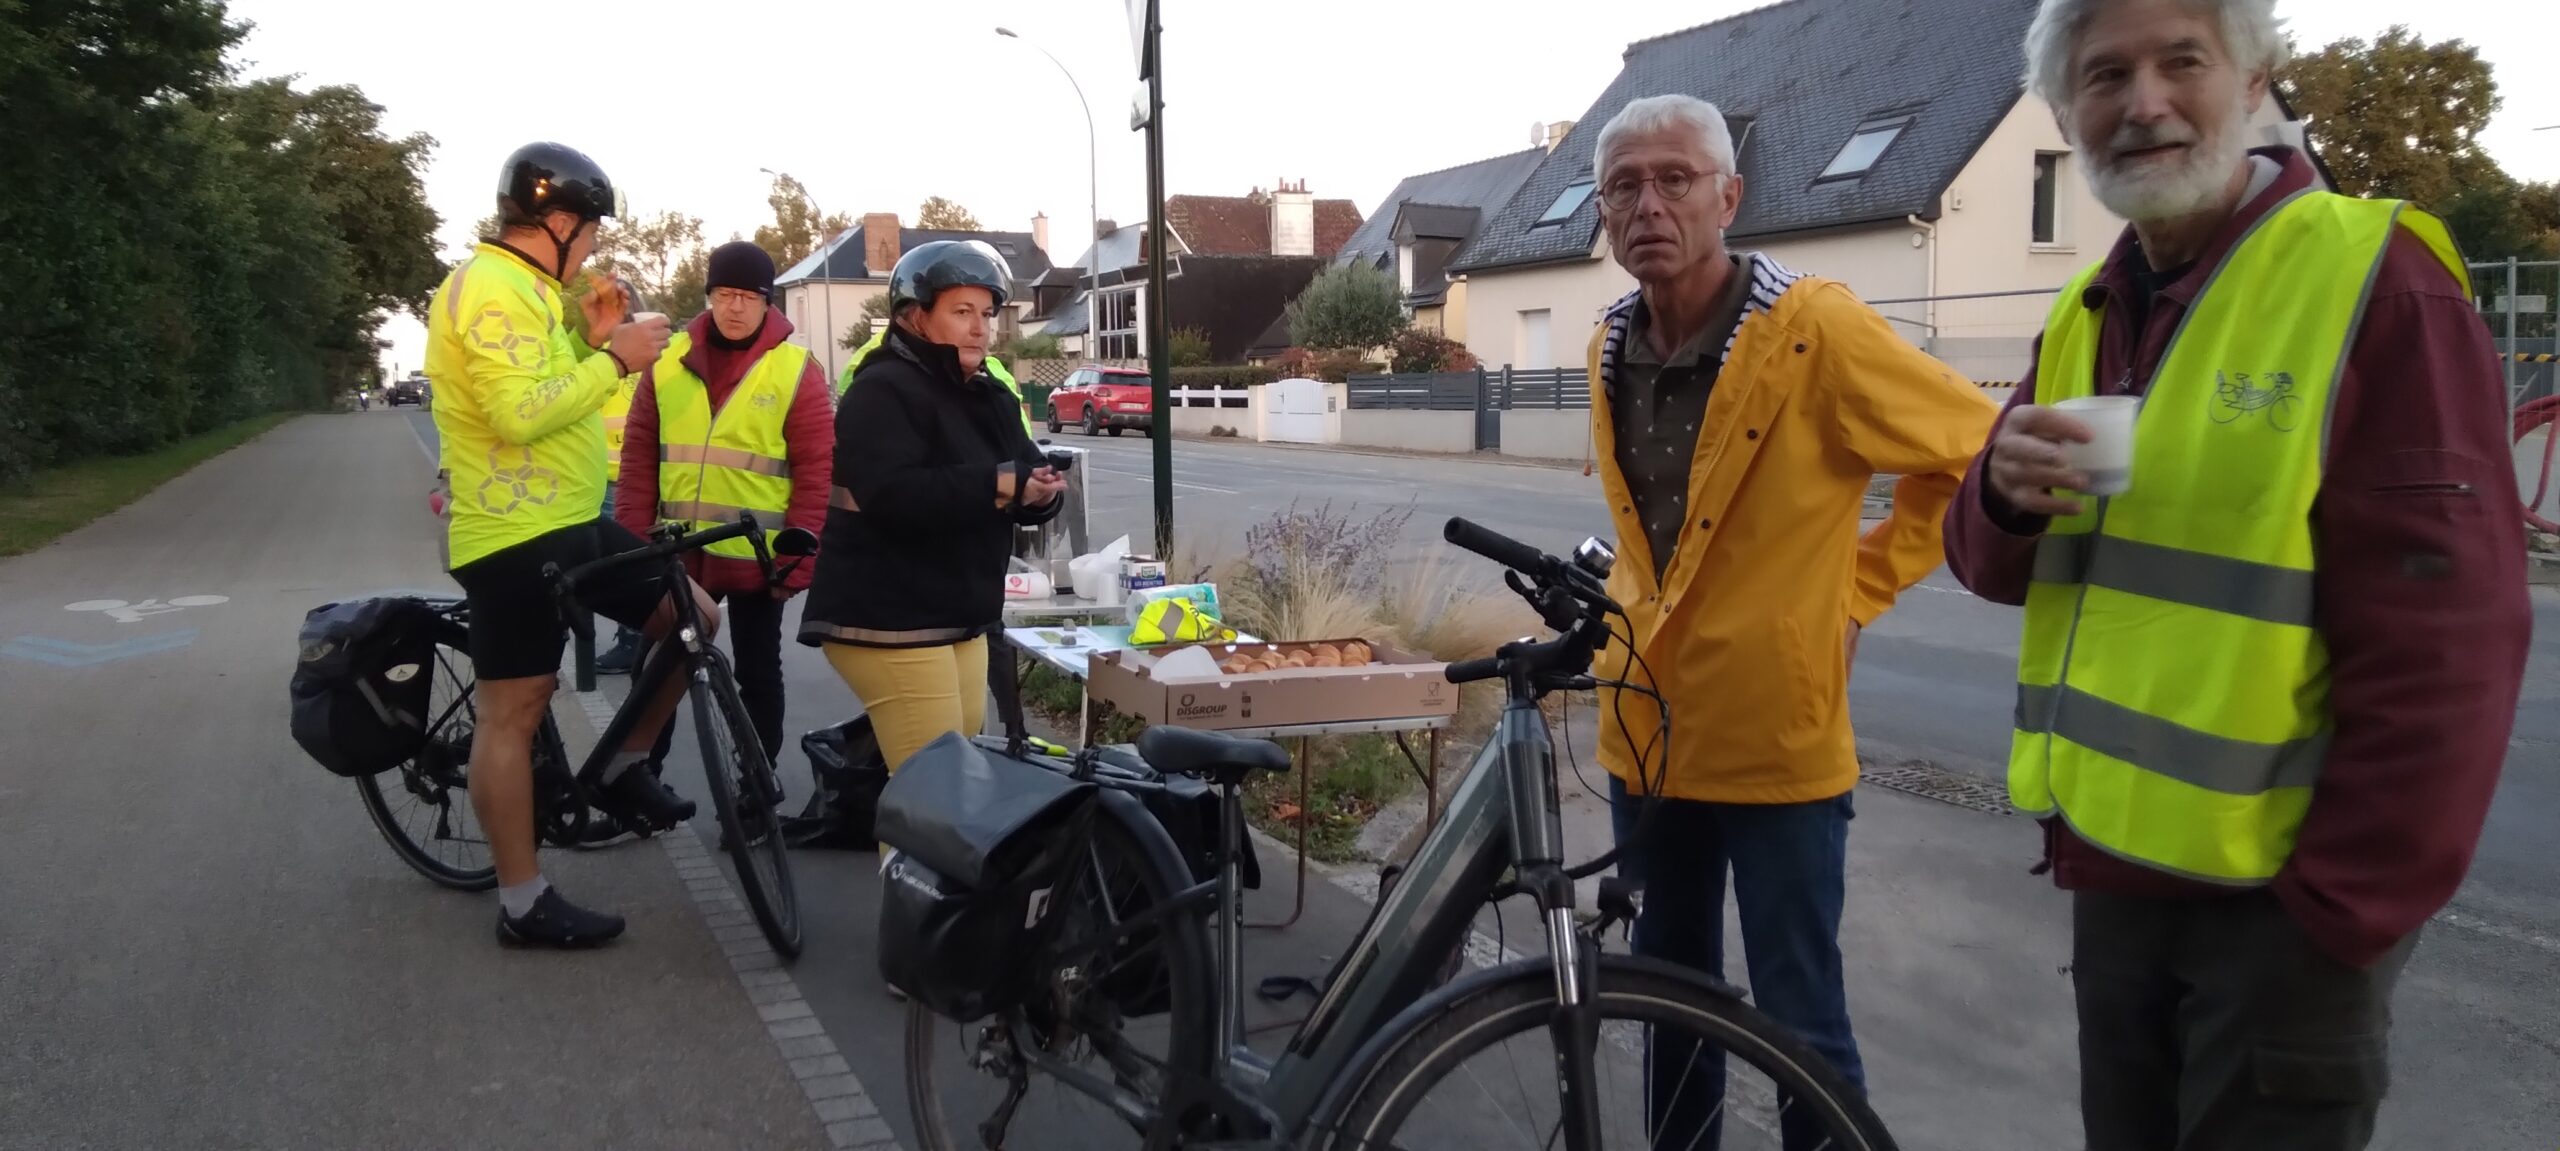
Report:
1818,117,1911,180
1533,181,1595,227
2032,151,2066,245
1096,288,1142,360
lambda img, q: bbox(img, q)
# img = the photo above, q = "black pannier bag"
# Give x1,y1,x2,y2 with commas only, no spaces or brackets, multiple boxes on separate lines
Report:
289,597,441,778
1087,745,1262,891
874,733,1095,1021
787,715,890,850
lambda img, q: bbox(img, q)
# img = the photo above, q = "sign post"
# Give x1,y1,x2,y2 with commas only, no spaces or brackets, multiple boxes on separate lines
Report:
1128,0,1173,559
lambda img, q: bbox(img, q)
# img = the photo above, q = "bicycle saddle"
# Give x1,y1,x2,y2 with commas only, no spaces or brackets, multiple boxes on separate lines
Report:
1136,727,1290,785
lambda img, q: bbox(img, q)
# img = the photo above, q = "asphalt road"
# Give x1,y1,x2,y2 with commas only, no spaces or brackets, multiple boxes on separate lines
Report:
0,409,2550,1149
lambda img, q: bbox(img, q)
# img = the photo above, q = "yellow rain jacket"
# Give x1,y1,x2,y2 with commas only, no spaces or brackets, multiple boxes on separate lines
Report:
1588,257,1996,804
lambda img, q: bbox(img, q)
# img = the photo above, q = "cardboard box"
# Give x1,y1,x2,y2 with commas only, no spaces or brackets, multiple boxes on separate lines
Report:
1085,639,1458,732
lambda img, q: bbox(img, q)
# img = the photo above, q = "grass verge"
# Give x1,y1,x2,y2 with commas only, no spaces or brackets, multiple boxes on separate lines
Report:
0,412,297,556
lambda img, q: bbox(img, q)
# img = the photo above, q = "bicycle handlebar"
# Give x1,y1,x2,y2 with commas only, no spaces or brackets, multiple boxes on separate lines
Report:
1444,517,1550,578
554,514,777,691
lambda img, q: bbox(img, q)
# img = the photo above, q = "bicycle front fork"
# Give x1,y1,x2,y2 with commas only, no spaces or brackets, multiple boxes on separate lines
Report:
1499,699,1609,1151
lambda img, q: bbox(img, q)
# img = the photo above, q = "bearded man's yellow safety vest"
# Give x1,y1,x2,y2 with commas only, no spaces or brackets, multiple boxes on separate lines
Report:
2008,189,2469,885
600,374,635,484
652,333,811,560
833,328,1031,434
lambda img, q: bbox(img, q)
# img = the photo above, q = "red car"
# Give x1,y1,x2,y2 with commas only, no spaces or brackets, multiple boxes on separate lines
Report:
1047,365,1154,437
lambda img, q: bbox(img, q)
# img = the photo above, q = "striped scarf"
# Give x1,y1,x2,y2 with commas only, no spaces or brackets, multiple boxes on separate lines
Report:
1596,250,1805,403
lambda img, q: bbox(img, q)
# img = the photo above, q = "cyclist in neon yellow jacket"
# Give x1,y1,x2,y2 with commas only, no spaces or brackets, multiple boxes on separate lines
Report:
425,141,715,949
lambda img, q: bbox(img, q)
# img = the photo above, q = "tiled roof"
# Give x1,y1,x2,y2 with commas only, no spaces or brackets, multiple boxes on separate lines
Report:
1451,0,2040,273
1165,193,1365,259
1334,147,1546,269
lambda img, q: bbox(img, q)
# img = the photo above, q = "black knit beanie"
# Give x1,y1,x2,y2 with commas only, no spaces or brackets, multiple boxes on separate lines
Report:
706,241,777,298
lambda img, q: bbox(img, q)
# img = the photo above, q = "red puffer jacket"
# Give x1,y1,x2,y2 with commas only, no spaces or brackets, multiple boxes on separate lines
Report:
616,309,835,596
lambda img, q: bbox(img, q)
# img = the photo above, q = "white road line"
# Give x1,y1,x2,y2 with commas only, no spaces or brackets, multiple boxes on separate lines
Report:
2432,908,2560,957
1083,465,1238,494
562,687,904,1151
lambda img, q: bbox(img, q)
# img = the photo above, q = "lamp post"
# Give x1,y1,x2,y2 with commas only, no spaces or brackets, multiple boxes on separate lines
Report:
763,167,838,386
996,27,1100,357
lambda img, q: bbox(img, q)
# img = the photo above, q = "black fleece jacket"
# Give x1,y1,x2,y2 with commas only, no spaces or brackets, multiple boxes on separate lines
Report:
799,324,1058,648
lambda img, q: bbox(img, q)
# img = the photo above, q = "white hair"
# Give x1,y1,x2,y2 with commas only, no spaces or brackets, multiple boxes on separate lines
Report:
2022,0,2288,113
1593,95,1737,177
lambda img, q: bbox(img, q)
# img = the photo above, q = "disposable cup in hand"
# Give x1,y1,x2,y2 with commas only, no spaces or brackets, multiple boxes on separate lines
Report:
2054,395,2138,496
633,311,668,327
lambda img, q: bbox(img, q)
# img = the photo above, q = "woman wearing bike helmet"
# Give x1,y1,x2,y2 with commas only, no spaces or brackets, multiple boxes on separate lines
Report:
799,240,1065,772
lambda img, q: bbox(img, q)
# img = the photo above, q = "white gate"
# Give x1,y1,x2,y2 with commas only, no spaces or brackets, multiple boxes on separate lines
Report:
1265,378,1329,444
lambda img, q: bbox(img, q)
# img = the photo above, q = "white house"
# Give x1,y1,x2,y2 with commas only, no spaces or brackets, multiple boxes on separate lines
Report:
1446,0,2315,384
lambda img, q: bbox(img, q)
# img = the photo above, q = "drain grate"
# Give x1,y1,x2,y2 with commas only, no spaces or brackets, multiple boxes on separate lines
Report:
1860,760,2018,816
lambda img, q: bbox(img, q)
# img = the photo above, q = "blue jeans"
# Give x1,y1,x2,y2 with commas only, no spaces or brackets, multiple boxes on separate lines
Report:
1608,776,1864,1151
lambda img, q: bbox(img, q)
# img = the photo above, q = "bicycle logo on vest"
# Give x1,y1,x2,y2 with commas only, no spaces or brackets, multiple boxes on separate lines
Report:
2209,370,2302,432
477,446,560,514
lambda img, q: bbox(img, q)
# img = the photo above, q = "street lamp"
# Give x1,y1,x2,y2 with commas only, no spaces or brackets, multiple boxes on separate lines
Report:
997,27,1099,358
763,166,838,387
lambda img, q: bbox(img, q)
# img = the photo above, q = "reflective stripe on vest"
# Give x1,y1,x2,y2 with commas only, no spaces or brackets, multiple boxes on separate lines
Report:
2005,190,2471,885
600,377,635,483
653,333,808,560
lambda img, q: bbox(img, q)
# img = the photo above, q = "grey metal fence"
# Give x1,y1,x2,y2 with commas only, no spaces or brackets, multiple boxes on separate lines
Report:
2469,259,2558,407
1345,372,1479,411
1344,366,1592,411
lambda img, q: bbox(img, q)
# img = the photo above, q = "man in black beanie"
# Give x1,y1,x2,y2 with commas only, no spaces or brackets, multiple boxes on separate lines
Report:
613,240,835,768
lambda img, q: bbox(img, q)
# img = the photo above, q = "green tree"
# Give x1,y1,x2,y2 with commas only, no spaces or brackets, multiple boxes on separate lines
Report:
1282,262,1406,352
592,209,706,313
2280,27,2502,211
841,292,894,350
752,171,851,270
1168,326,1214,367
917,196,982,230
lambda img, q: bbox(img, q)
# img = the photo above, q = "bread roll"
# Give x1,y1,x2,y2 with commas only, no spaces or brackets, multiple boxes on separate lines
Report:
1342,641,1373,666
1312,642,1343,663
1220,656,1253,675
1310,650,1343,667
1283,651,1313,668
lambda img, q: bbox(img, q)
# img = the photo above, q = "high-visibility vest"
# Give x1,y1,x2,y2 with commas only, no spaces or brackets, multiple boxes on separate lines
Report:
600,374,635,484
833,328,1032,435
653,333,811,560
2007,190,2469,885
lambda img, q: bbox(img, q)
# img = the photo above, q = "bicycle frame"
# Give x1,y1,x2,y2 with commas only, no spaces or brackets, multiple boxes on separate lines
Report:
556,548,723,782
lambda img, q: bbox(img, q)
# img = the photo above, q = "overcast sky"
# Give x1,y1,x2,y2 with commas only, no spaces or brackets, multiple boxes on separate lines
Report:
217,0,2559,378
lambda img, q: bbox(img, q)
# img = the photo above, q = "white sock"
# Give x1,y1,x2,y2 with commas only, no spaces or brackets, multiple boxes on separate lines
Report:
600,749,650,785
499,875,550,918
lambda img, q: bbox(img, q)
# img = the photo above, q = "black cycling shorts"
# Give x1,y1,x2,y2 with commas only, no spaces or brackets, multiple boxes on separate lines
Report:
450,518,672,680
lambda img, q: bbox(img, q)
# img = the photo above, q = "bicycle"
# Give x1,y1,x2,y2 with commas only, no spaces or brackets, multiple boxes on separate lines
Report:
356,515,816,960
900,516,1894,1151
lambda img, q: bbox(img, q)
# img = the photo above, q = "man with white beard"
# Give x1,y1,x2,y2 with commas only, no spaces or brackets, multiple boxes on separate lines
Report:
1945,1,2528,1147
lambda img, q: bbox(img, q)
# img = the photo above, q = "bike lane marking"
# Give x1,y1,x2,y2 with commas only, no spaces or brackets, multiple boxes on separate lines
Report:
560,684,904,1151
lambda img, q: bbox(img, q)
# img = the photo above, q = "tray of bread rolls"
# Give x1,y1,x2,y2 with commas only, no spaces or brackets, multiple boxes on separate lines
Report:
1086,638,1460,731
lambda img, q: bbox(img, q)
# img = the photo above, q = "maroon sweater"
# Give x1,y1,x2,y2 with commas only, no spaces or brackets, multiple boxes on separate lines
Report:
1943,147,2531,968
617,310,835,596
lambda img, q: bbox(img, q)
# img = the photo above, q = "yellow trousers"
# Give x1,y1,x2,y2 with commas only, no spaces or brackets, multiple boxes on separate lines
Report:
822,637,989,773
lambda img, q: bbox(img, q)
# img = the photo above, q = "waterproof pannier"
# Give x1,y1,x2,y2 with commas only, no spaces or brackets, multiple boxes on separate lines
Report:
874,733,1095,1021
787,715,891,850
288,597,441,778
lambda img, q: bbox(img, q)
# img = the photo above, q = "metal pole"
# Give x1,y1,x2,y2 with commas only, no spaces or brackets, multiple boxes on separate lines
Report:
1143,0,1173,558
2509,257,2522,406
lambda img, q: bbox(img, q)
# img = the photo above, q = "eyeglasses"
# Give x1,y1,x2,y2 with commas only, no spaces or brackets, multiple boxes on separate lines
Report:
708,288,764,306
1599,169,1719,212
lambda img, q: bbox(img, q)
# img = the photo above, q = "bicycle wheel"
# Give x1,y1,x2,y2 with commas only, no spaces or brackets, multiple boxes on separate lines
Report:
1325,954,1895,1151
356,635,496,891
692,645,802,959
905,805,1217,1151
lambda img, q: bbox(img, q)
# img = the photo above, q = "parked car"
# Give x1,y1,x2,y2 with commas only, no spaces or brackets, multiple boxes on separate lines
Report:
386,376,430,408
1046,365,1153,437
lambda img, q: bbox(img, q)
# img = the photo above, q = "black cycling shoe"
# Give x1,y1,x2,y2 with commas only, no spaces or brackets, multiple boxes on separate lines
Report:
593,631,642,676
596,765,696,832
496,887,627,949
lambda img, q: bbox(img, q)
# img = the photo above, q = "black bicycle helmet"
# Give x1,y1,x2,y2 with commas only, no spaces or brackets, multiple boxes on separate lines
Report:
888,240,1014,314
497,142,622,226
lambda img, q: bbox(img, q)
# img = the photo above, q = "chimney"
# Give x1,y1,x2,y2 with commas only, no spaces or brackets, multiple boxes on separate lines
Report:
1269,178,1315,257
860,212,901,275
1032,212,1050,256
1094,218,1117,235
1543,120,1576,153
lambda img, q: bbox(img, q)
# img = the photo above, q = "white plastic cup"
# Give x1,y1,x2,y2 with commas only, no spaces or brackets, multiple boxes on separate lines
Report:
633,310,668,326
2054,395,2139,496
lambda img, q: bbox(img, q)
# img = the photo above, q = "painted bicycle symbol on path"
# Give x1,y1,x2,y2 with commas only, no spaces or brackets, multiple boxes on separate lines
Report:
63,595,229,624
